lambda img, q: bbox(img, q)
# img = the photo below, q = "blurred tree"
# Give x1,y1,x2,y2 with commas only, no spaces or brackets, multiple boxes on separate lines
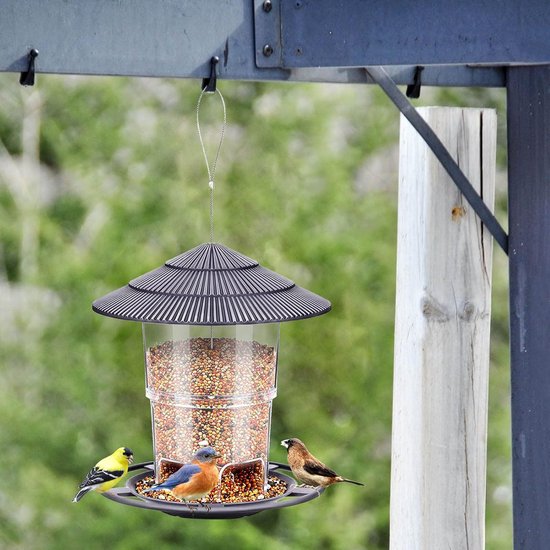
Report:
0,74,510,549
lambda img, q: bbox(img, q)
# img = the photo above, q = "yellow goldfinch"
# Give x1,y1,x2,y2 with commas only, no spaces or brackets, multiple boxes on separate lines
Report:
73,447,134,502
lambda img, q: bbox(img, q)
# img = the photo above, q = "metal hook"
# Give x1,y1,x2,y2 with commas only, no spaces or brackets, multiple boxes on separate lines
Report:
202,56,219,93
20,48,39,87
406,65,424,99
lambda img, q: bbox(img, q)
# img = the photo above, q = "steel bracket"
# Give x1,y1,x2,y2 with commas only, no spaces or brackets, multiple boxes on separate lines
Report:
254,0,283,69
366,66,508,254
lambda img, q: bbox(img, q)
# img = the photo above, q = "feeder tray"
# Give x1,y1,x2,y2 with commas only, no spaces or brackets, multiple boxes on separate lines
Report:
102,461,324,519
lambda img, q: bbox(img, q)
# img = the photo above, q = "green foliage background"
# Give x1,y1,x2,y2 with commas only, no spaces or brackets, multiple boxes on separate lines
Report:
0,74,511,548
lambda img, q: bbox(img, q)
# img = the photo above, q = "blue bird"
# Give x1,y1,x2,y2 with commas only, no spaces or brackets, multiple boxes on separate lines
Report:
146,447,221,507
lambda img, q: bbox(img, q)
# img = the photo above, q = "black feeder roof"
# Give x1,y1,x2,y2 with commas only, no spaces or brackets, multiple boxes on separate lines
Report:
92,242,331,325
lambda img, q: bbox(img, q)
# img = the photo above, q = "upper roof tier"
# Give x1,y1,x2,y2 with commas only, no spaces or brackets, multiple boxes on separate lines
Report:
92,242,331,325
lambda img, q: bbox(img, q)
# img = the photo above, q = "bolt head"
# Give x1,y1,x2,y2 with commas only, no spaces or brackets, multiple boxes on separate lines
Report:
263,44,274,57
263,0,273,12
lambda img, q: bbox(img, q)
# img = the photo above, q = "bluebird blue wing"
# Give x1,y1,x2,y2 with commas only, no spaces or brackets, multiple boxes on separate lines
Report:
79,466,124,489
154,464,201,489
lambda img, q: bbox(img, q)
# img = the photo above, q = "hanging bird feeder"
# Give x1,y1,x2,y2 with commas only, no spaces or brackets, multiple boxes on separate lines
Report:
92,242,331,518
92,73,330,518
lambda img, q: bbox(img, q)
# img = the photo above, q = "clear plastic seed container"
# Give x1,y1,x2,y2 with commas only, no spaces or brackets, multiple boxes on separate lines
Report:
143,322,279,486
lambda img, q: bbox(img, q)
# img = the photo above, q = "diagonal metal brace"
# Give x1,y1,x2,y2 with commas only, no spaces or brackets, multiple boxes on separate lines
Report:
366,66,509,255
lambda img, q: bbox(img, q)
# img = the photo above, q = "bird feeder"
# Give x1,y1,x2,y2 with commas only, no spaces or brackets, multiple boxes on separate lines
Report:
92,241,330,517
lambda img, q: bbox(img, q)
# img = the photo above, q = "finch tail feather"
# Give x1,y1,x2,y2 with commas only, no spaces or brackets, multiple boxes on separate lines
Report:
72,486,93,503
341,478,364,486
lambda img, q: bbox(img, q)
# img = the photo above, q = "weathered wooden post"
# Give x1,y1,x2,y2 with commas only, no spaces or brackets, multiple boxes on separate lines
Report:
390,107,496,549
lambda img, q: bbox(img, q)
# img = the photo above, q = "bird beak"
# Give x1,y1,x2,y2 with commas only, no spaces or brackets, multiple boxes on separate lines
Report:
212,453,222,459
281,439,289,449
128,455,134,464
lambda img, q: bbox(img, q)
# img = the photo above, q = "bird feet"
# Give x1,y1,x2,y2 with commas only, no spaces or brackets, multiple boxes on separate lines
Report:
197,499,212,512
177,498,196,516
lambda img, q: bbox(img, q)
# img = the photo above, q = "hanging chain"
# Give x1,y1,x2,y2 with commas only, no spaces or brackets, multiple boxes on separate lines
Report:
196,88,226,243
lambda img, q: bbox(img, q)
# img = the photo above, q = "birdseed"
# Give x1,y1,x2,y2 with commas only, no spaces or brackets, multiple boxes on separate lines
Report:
136,465,288,504
146,337,277,484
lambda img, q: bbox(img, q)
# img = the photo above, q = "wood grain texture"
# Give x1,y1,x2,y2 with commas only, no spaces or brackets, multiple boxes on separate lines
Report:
390,108,496,550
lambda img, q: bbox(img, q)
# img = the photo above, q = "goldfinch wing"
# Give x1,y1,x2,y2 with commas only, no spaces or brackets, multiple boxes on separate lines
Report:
79,466,124,489
303,459,338,478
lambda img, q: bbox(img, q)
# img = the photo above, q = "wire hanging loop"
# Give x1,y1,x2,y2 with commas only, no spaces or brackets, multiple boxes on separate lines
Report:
196,87,226,244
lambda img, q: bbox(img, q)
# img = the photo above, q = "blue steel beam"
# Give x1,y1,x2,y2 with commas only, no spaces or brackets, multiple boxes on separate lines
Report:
0,0,520,87
507,65,550,550
277,0,550,68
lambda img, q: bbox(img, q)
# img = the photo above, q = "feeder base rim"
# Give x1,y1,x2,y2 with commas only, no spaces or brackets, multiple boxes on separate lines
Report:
102,461,324,519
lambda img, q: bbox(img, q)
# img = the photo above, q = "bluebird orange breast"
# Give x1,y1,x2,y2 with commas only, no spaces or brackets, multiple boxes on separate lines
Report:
172,463,219,500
